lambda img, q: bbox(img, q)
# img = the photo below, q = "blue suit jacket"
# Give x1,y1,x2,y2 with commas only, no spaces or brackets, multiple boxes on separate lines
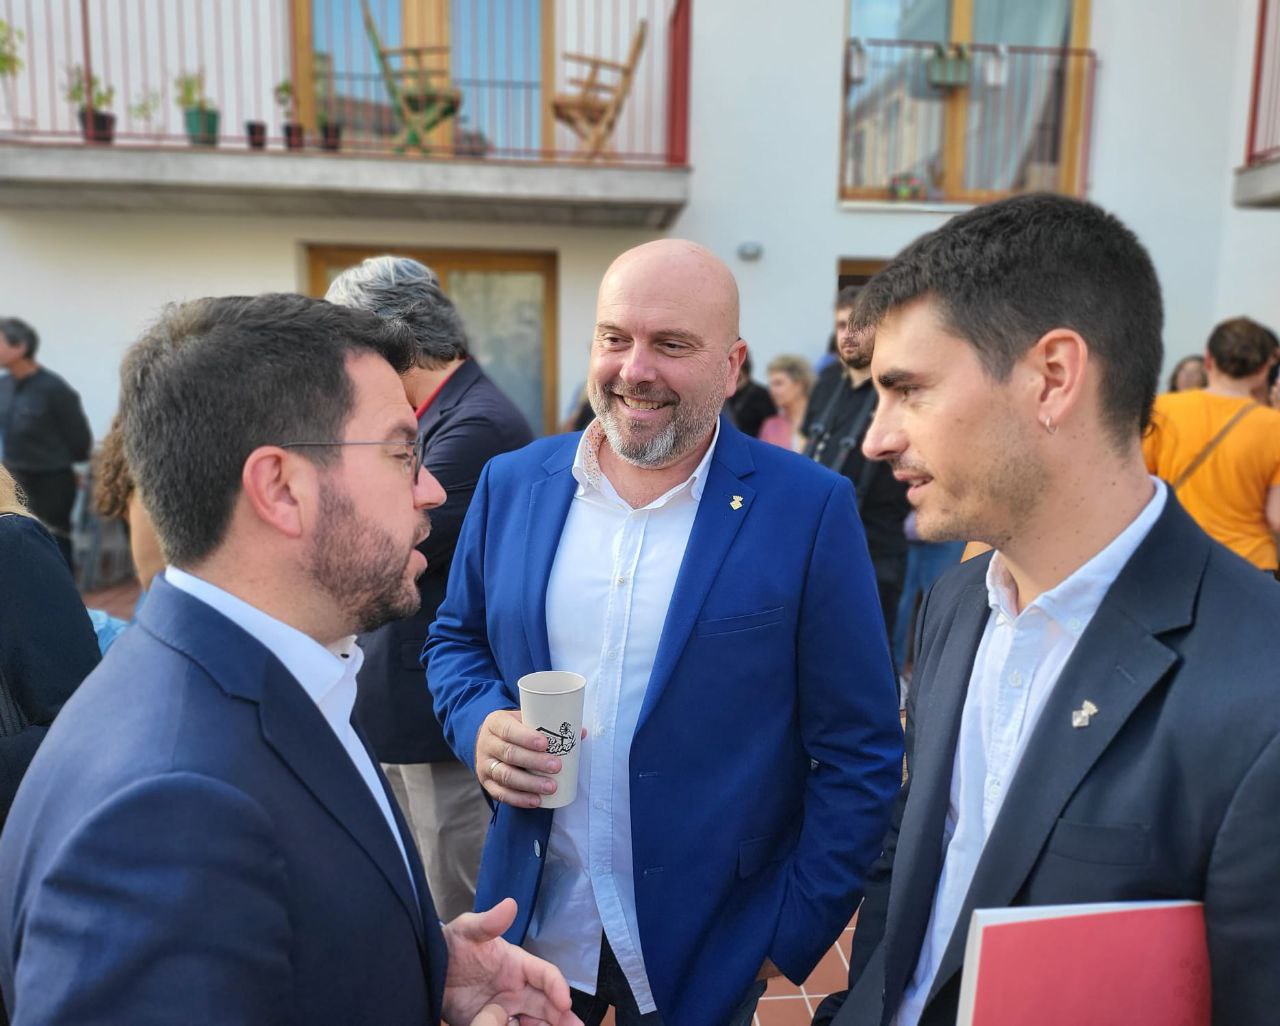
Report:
426,419,903,1026
815,495,1280,1026
0,578,447,1025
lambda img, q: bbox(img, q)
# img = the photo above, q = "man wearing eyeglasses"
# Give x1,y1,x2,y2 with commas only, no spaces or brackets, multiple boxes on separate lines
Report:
0,294,579,1026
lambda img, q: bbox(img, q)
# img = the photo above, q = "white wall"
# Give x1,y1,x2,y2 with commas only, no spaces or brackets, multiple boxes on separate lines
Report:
1086,0,1248,365
1213,0,1280,334
0,208,655,437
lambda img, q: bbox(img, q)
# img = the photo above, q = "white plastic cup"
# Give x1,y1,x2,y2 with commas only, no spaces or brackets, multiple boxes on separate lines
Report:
517,670,586,809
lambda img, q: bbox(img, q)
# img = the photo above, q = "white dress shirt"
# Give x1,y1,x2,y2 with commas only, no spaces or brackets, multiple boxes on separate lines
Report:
165,567,416,894
895,479,1167,1026
524,420,719,1011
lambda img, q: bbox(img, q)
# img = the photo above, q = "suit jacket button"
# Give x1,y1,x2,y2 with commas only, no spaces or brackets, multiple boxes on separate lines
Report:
534,840,542,858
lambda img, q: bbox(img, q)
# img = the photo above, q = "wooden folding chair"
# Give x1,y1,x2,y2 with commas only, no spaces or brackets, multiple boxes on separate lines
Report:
552,20,647,159
361,0,461,155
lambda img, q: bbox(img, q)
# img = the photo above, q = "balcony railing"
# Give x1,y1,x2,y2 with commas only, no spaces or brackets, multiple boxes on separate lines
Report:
0,0,689,167
840,39,1096,204
1246,0,1280,168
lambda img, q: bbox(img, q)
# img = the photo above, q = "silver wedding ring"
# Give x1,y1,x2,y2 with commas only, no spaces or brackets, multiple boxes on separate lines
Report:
488,757,502,778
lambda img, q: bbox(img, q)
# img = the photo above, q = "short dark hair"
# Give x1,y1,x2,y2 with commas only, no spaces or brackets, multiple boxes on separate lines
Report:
0,318,39,359
325,255,470,368
120,294,414,567
836,285,860,310
853,193,1164,441
1207,317,1278,379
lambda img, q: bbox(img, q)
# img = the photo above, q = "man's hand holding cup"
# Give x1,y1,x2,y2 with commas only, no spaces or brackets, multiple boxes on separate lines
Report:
476,671,586,810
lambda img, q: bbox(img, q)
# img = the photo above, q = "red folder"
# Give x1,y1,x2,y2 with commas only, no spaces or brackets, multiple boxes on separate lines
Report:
956,901,1209,1026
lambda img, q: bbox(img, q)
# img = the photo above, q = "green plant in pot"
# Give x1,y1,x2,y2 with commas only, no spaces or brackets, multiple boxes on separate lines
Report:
64,65,116,144
0,20,24,127
275,80,303,150
316,106,342,152
130,89,161,139
175,71,219,146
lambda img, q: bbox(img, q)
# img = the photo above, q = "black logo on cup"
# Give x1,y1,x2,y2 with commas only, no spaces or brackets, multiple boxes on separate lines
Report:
537,721,576,756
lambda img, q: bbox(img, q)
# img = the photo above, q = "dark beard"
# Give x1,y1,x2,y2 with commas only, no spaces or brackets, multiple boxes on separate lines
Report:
307,481,423,635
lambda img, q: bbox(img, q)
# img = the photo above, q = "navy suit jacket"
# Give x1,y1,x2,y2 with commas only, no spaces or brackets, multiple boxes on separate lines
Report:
815,495,1280,1026
426,419,904,1026
355,359,533,764
0,578,448,1025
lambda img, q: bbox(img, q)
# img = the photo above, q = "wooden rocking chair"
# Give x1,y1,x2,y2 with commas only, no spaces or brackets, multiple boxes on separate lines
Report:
361,0,461,155
552,20,647,159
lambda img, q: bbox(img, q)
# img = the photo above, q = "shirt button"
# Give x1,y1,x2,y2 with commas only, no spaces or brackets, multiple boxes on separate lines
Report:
1068,617,1083,632
608,648,621,660
533,840,542,858
1009,670,1023,687
615,576,628,586
593,799,606,811
987,780,1001,798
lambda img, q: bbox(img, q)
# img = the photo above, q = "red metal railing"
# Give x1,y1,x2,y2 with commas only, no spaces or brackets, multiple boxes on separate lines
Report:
0,0,688,167
839,39,1096,203
1246,0,1280,167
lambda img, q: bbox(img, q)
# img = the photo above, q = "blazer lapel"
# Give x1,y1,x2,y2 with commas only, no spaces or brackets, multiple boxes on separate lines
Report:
522,438,579,670
258,663,428,950
927,495,1208,999
139,579,428,949
637,421,754,732
883,579,990,1009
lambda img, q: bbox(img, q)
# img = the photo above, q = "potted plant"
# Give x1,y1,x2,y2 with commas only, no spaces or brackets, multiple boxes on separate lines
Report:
0,20,23,127
174,71,218,146
275,80,303,150
245,117,266,149
926,43,970,90
129,89,161,140
316,106,342,152
64,65,116,144
888,171,926,202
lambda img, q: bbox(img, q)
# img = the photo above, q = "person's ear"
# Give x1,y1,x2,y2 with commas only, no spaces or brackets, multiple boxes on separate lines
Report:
1025,328,1088,432
241,446,316,540
725,338,748,398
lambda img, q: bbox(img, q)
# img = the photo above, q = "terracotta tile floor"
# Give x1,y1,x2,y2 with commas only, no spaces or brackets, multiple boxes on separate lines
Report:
597,919,855,1026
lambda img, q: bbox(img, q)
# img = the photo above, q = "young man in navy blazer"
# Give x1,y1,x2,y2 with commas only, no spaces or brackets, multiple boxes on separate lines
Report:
427,240,904,1026
813,195,1280,1026
0,294,578,1026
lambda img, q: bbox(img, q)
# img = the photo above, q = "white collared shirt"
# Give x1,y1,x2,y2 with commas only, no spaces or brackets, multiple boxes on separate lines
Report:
895,479,1167,1026
524,420,720,1011
165,567,416,894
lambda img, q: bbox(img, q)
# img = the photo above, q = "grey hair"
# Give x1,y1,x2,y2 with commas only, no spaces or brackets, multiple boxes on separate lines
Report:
325,255,469,368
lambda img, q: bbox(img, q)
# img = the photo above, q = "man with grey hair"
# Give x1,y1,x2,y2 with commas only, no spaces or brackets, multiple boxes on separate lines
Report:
426,240,902,1026
327,255,533,920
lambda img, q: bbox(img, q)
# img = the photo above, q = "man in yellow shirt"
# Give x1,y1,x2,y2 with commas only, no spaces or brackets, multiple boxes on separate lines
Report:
1143,317,1280,570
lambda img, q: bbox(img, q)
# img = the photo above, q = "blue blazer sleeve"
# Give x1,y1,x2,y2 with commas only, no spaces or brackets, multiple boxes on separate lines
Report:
424,462,519,771
10,773,292,1025
769,477,904,981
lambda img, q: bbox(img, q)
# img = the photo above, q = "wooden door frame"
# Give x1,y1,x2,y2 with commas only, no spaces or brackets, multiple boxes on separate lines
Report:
306,243,559,435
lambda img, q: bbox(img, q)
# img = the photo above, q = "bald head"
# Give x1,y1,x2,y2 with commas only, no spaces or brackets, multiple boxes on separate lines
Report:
588,239,747,470
600,239,740,349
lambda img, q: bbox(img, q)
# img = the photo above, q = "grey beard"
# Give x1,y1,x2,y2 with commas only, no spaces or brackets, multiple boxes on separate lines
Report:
595,404,680,467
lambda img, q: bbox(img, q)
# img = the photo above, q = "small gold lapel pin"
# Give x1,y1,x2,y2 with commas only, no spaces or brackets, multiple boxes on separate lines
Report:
730,495,744,511
1071,700,1099,728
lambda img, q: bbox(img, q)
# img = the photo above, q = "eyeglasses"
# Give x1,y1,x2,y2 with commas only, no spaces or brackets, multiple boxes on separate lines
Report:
280,437,426,480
